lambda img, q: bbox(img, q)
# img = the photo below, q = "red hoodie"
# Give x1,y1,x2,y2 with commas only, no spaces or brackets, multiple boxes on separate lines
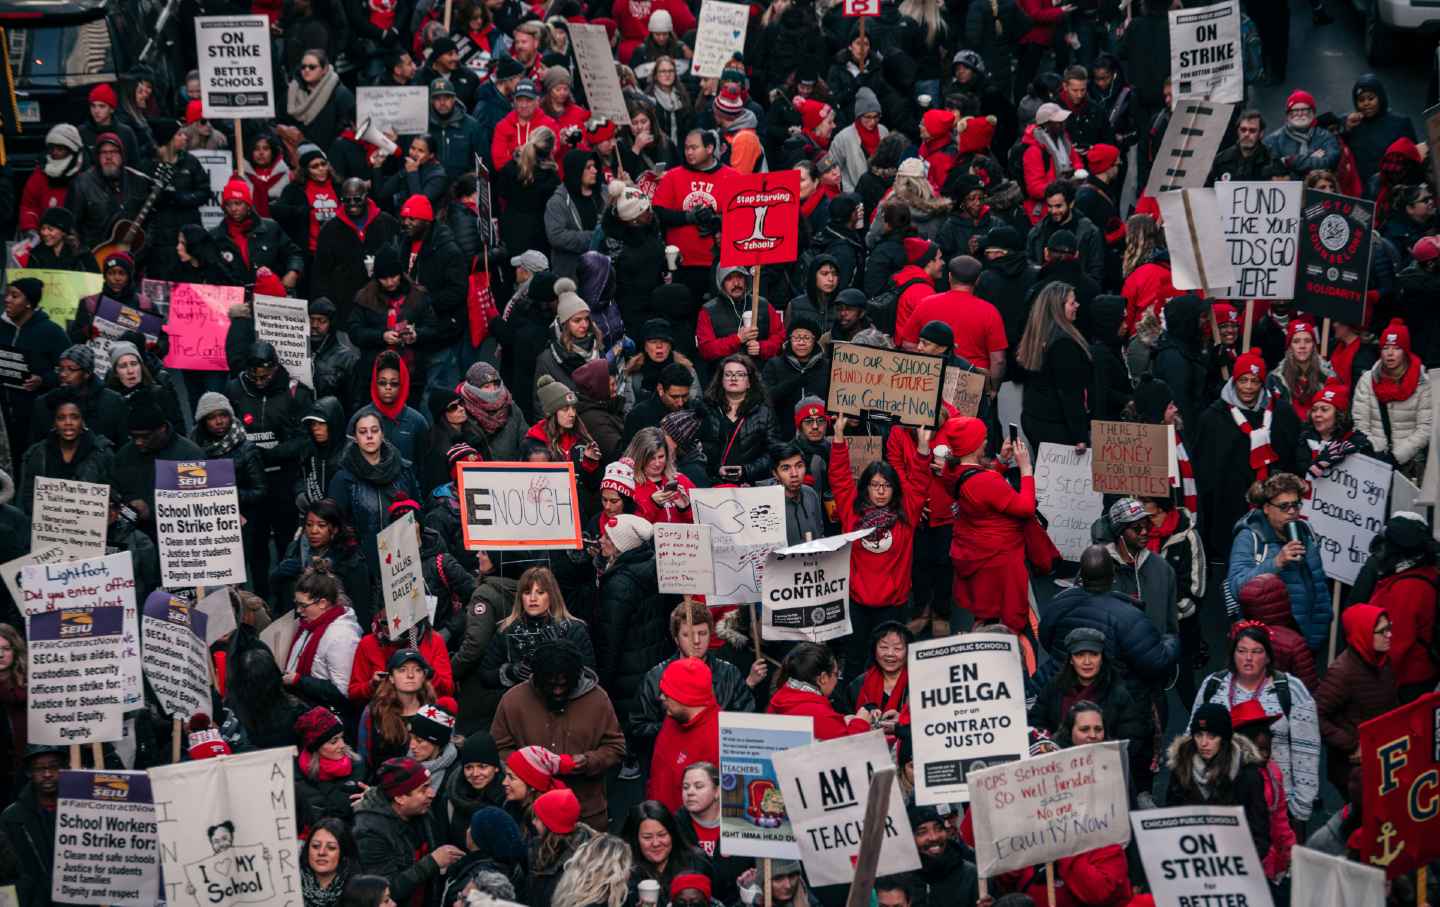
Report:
890,264,936,339
766,683,870,740
647,704,719,811
346,631,455,703
829,440,930,606
1368,565,1439,687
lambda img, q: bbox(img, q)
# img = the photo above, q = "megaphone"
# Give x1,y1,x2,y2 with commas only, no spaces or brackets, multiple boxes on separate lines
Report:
356,118,398,156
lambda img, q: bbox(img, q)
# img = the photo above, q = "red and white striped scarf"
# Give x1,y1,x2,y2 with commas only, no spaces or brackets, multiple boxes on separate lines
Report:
1229,398,1278,479
1173,429,1198,515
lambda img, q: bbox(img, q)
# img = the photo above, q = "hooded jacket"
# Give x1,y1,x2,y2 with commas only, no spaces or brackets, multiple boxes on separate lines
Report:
1165,733,1271,858
311,326,361,410
545,150,606,279
490,668,627,830
352,785,446,904
1038,585,1180,693
347,355,432,467
1367,563,1440,689
1089,296,1132,421
594,543,675,722
294,396,347,510
326,438,420,572
647,692,719,811
111,426,204,520
314,200,403,324
697,266,786,362
831,440,930,606
0,782,56,906
1316,604,1398,757
575,252,627,349
1224,509,1329,650
1345,74,1418,183
224,361,315,487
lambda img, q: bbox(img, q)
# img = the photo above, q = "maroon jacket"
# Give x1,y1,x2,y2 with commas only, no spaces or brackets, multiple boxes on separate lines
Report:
1239,575,1320,692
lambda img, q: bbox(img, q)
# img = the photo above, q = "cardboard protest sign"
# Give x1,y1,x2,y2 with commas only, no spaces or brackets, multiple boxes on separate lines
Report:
1034,443,1101,560
1295,189,1375,325
772,731,921,885
87,297,165,378
570,23,631,126
457,462,583,550
0,346,30,390
719,171,802,267
155,459,247,587
193,149,233,230
691,0,749,78
7,268,102,331
828,344,945,427
1132,806,1274,907
908,635,1028,805
842,0,880,14
378,511,427,637
1217,181,1301,299
1292,845,1384,906
718,712,814,859
149,748,301,906
1159,188,1236,292
252,293,313,388
969,742,1130,876
28,607,129,744
846,435,886,480
691,485,786,605
141,591,212,720
654,523,716,597
1144,100,1235,197
52,770,160,905
0,543,67,612
1091,421,1170,497
163,283,240,371
1301,451,1391,584
942,366,986,418
194,16,275,118
22,552,142,708
356,85,429,135
762,529,871,642
31,477,109,561
195,587,238,647
1360,693,1440,877
1169,0,1242,103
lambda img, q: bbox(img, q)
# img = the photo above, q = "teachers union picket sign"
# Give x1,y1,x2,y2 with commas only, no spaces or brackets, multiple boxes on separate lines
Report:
154,460,246,587
51,770,160,906
458,462,583,550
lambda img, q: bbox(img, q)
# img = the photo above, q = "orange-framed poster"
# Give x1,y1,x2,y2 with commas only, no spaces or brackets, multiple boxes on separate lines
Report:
457,461,583,550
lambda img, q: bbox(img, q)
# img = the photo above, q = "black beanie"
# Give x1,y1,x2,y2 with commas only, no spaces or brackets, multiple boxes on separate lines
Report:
529,272,560,305
460,731,501,769
10,277,43,307
531,639,582,678
373,243,404,280
1131,376,1175,424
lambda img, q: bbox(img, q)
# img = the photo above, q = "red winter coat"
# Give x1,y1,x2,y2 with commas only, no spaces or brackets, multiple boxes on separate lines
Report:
920,136,958,195
612,0,696,63
1237,574,1320,692
890,264,938,339
1006,844,1133,906
830,439,930,606
1121,261,1182,336
1368,565,1440,688
18,169,71,233
1316,605,1397,758
1017,0,1066,46
646,704,719,811
1259,760,1296,880
949,464,1036,632
1020,125,1084,223
490,110,561,171
767,683,870,739
887,419,957,528
346,631,455,703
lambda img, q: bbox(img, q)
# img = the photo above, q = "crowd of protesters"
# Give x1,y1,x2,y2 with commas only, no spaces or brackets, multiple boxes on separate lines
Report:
0,0,1435,904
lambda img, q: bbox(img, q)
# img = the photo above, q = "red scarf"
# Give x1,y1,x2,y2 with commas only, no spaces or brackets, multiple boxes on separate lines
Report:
304,179,338,253
1373,354,1422,404
299,750,355,781
224,218,252,266
1229,397,1277,479
801,189,825,218
287,604,345,678
1144,507,1180,553
855,118,881,156
856,666,906,713
1173,429,1197,515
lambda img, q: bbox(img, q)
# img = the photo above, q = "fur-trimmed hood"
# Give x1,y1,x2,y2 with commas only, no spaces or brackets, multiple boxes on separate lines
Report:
1166,731,1264,789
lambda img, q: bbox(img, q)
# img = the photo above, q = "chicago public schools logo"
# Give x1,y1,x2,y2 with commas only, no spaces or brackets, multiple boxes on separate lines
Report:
728,185,795,254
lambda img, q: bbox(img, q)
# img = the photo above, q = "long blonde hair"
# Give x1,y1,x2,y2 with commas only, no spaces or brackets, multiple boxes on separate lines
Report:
0,624,26,690
1017,281,1091,372
498,566,579,631
623,428,675,485
891,172,952,216
899,0,948,45
1122,213,1163,278
551,834,633,907
516,127,557,185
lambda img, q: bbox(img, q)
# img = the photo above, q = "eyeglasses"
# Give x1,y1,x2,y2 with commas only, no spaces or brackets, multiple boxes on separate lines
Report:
867,480,893,490
1375,625,1393,635
1267,499,1302,512
300,63,321,70
446,401,465,412
722,371,747,379
377,380,402,388
801,417,826,426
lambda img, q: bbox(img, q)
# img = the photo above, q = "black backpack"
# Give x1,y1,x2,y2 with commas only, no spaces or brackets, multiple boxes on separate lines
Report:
1200,671,1293,718
866,276,928,336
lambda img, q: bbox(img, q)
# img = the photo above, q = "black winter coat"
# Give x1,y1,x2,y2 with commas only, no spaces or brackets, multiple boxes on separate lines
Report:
352,786,446,904
1038,586,1180,691
66,166,146,250
1029,661,1151,774
29,378,127,447
598,210,667,333
406,223,470,332
593,543,675,722
495,164,561,263
915,842,980,907
1164,734,1272,860
0,784,55,906
147,151,208,249
190,424,269,512
313,205,404,326
111,429,205,520
1020,332,1092,447
1192,394,1301,556
295,754,365,828
864,228,914,297
209,212,306,281
18,430,113,514
698,396,783,484
479,614,596,690
225,365,316,490
761,352,831,441
630,651,755,744
1150,333,1209,430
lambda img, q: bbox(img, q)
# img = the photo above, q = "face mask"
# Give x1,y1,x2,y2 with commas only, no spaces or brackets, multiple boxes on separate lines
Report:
1287,109,1314,130
45,152,77,179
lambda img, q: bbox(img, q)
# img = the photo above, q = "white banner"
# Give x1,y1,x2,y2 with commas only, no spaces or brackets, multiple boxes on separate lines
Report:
655,523,716,597
378,511,427,637
1132,806,1274,907
908,635,1029,805
1291,845,1384,906
194,16,275,119
691,0,750,78
155,459,247,587
52,770,160,905
28,606,130,744
718,712,813,859
457,462,583,550
32,476,109,561
1145,100,1236,197
252,294,313,389
356,85,429,135
570,23,631,126
149,748,301,907
1159,189,1237,292
761,529,870,642
968,741,1131,877
1033,443,1101,560
194,149,233,231
772,731,921,886
22,552,142,708
141,591,212,720
1169,0,1243,103
1301,451,1391,584
691,485,786,605
1217,181,1301,299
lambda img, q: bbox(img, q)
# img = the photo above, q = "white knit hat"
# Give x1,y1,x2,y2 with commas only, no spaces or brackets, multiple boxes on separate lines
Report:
648,9,673,32
556,291,590,324
608,180,652,223
601,457,637,497
604,513,653,554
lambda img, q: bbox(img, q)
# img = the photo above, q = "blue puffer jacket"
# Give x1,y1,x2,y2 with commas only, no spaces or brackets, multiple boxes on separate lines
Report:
1037,586,1180,695
1224,509,1330,651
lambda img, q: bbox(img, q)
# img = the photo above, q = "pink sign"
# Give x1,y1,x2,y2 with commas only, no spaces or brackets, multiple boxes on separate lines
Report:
162,282,239,372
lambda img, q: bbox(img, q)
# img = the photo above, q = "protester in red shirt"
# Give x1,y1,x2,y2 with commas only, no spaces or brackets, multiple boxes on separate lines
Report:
897,255,1007,384
767,642,871,739
491,79,559,170
645,657,718,811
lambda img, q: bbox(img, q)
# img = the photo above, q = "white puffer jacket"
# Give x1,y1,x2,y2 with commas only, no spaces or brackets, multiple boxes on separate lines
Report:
283,606,362,698
1351,361,1432,466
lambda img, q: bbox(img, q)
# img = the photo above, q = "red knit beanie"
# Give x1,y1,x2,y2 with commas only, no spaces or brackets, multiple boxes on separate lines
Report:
794,399,827,430
400,194,434,221
671,874,713,900
921,109,955,140
1286,90,1316,111
254,267,287,299
89,84,118,108
903,237,937,265
660,657,715,707
1234,347,1267,380
222,177,252,205
796,98,834,133
1315,379,1350,411
507,746,573,792
533,787,581,834
1285,319,1316,344
1380,318,1411,353
187,713,232,760
942,415,988,458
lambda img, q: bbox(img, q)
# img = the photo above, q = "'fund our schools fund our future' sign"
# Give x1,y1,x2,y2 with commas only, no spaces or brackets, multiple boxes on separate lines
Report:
828,345,944,428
